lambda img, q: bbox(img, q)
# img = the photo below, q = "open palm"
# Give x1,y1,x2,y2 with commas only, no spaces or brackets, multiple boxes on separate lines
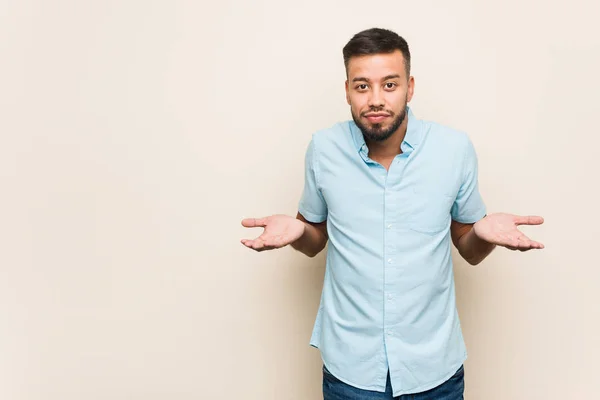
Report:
473,213,545,251
241,214,305,251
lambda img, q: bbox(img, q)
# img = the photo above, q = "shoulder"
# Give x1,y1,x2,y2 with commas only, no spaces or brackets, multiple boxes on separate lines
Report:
415,117,479,174
307,121,356,157
311,121,353,143
422,119,473,152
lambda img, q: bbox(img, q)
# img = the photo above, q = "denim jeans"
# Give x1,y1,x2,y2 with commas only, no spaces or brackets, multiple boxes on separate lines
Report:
323,364,464,400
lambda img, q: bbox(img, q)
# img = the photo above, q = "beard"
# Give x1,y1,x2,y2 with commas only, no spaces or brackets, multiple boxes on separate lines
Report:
352,102,407,143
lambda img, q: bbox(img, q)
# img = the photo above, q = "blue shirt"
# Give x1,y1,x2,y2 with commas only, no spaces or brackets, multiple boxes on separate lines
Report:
298,107,487,396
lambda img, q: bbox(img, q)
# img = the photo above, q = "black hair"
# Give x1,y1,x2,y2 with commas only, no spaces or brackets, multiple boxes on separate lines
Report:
342,28,411,76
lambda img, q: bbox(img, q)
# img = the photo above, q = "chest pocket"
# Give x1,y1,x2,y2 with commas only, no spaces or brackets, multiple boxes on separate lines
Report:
404,185,455,235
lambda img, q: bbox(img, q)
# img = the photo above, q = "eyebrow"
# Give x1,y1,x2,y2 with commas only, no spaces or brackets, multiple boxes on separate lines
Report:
352,74,401,83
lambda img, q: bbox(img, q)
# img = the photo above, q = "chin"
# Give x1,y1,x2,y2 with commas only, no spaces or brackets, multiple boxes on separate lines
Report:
368,124,392,134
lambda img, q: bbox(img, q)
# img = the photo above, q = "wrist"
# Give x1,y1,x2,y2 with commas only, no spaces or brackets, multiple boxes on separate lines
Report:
472,216,487,240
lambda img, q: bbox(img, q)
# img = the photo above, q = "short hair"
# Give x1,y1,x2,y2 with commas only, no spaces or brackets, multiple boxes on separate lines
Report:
342,28,411,77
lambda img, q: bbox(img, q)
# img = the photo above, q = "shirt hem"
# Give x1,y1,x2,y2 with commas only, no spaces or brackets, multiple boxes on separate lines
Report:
298,208,327,223
315,343,467,397
322,360,388,393
392,354,468,397
452,208,487,225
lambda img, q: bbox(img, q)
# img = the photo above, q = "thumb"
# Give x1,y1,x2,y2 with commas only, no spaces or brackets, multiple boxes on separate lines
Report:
241,217,268,228
514,215,544,226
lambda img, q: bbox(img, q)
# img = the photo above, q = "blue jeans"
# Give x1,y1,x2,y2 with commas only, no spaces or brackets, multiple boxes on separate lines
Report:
323,364,464,400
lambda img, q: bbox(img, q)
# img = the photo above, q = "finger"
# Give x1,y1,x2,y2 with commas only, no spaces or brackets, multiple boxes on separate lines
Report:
506,245,518,251
514,215,544,226
528,240,545,249
241,217,268,228
252,242,280,252
516,235,533,248
240,239,261,249
241,239,262,248
240,236,268,250
516,235,545,250
241,241,275,252
250,237,267,250
255,245,276,252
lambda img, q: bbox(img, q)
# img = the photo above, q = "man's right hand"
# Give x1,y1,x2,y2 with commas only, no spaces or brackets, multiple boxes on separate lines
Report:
241,214,306,252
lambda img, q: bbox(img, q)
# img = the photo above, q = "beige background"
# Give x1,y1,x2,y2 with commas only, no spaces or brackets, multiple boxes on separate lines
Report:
1,0,599,399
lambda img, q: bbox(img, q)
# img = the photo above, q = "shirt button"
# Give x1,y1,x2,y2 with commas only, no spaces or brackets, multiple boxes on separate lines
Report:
387,294,393,300
387,330,392,336
387,224,392,229
387,258,393,264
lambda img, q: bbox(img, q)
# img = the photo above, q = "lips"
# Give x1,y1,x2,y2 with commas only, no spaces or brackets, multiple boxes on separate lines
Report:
364,113,390,123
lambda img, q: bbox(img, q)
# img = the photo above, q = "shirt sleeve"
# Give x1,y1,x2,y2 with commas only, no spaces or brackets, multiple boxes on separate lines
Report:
298,137,328,223
451,136,487,224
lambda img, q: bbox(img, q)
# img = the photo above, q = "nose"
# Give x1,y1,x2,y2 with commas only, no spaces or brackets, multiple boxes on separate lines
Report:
368,88,384,109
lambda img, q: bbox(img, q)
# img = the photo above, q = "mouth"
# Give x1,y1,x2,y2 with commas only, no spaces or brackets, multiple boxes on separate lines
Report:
363,113,391,123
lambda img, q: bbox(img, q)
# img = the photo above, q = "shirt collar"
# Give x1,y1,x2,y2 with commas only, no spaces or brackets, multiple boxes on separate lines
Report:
350,106,422,154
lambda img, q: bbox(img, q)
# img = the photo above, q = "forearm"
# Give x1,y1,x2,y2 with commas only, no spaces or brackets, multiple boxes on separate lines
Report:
291,219,328,257
456,226,496,265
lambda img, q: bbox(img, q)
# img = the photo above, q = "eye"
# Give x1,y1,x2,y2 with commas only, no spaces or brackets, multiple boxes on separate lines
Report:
385,82,397,90
356,84,369,91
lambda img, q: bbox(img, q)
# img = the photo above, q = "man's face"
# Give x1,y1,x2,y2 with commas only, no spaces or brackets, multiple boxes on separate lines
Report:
345,50,415,142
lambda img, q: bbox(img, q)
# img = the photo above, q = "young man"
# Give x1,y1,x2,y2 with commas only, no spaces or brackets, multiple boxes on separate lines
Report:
241,28,544,399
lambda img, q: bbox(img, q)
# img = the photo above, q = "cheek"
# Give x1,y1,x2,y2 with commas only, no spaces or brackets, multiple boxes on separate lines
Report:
349,94,367,110
387,91,407,107
352,103,367,116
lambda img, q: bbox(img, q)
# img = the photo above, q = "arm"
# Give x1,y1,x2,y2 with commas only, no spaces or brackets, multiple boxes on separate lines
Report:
449,136,543,264
290,212,328,257
292,135,329,257
451,219,496,265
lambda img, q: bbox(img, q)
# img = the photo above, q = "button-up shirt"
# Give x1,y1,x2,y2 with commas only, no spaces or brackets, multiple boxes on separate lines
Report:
298,107,487,396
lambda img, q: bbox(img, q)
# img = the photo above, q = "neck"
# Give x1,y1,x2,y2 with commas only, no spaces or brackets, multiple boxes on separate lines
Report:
365,118,408,159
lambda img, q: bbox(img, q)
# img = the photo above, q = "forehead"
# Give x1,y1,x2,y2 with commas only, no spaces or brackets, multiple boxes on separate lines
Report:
346,50,407,80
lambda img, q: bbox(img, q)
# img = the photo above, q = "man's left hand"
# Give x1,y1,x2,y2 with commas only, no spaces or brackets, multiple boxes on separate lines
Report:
473,213,545,251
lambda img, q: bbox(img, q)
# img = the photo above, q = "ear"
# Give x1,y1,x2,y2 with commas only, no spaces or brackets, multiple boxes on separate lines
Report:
406,76,415,103
345,80,350,105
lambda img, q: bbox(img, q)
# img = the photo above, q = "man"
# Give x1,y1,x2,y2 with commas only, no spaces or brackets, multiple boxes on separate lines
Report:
241,28,544,399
